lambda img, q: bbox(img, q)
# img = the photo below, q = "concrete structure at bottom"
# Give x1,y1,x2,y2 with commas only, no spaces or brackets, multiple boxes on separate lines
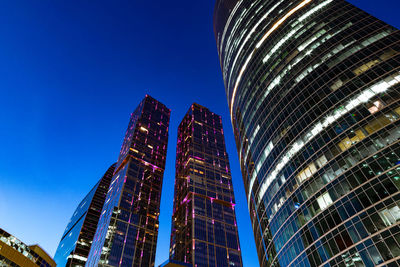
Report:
0,228,56,267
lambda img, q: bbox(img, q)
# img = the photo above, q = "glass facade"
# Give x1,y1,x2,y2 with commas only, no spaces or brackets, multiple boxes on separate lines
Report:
170,103,242,267
54,163,116,266
0,228,56,267
86,95,170,267
214,0,400,266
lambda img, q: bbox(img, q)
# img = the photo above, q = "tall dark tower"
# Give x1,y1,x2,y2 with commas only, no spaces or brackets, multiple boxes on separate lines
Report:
86,95,170,267
54,163,116,266
214,0,400,266
170,103,242,267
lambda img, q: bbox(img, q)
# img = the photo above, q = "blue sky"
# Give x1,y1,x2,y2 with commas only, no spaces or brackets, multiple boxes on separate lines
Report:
0,1,399,266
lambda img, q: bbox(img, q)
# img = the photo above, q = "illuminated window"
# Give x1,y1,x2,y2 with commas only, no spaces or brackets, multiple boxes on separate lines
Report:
395,106,400,116
338,130,366,152
130,148,139,153
297,162,317,183
380,48,397,60
353,59,380,76
316,154,328,168
379,205,400,226
365,114,396,134
367,100,384,114
317,192,333,211
330,78,344,91
139,126,148,133
298,29,327,51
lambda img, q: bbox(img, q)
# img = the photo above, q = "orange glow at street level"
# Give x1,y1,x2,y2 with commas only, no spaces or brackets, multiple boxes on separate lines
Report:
229,0,313,121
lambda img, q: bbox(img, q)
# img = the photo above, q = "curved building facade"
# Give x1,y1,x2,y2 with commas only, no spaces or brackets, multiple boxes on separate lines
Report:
214,0,400,266
54,163,116,266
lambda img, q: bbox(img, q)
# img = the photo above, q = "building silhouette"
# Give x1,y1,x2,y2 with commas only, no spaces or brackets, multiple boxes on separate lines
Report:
214,0,400,266
54,163,116,266
86,95,170,267
170,103,242,266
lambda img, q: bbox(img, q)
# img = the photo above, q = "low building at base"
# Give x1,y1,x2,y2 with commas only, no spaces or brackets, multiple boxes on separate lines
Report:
0,228,56,267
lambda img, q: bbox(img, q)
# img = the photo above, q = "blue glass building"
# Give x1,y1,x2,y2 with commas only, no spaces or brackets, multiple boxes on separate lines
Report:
86,95,170,267
214,0,400,266
170,104,242,266
54,164,115,266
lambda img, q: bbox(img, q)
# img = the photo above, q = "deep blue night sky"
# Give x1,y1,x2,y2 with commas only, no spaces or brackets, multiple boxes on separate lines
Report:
0,1,399,266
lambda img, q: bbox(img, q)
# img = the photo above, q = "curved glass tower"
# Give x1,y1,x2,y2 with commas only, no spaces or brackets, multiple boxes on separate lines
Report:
54,163,116,267
214,0,400,266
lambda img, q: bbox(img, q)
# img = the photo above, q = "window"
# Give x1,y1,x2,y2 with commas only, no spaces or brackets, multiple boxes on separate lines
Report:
331,78,344,91
365,114,395,134
367,100,384,114
297,162,318,183
316,154,328,168
317,192,333,211
338,130,366,152
353,59,380,76
379,205,400,226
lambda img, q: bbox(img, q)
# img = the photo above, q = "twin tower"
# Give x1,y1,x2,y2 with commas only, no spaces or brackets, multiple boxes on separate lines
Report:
54,95,242,267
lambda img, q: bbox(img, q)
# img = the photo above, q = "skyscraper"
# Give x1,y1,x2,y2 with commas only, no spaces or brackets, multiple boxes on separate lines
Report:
54,163,116,266
170,103,242,267
214,0,400,266
86,95,170,267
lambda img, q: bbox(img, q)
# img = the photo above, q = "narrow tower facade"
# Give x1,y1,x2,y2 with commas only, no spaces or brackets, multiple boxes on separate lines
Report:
214,0,400,266
170,103,242,267
54,163,116,266
86,95,170,267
